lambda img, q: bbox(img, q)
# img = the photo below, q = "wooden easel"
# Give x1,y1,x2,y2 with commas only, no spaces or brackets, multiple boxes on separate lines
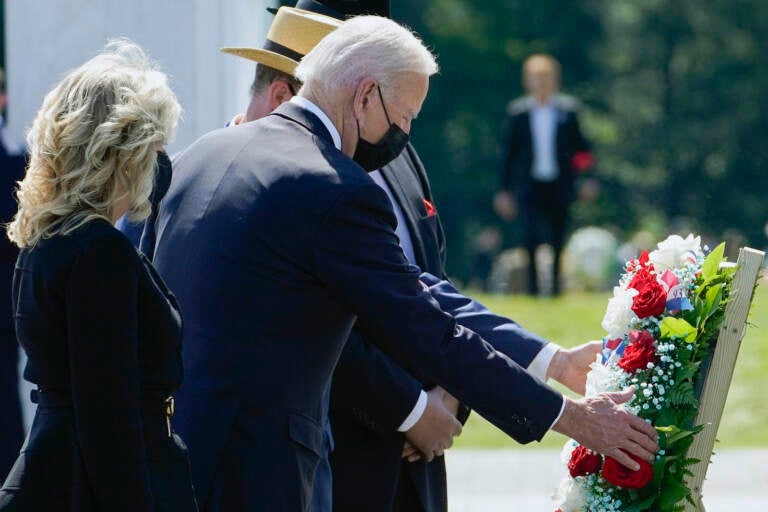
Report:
683,247,764,511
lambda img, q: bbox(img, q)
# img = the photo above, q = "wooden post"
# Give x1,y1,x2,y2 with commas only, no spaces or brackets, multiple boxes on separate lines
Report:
683,247,764,511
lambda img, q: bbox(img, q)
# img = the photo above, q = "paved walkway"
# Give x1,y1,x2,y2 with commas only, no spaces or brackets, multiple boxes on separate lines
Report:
446,448,768,511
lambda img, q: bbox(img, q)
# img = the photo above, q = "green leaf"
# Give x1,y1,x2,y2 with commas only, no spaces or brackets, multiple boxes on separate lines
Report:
681,456,702,467
667,381,697,407
650,456,670,490
702,283,724,323
624,493,658,512
660,317,697,342
656,424,700,447
658,480,691,509
701,242,725,281
668,428,698,445
674,361,700,382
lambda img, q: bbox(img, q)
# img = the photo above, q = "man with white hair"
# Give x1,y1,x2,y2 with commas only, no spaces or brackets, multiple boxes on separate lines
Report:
154,15,658,511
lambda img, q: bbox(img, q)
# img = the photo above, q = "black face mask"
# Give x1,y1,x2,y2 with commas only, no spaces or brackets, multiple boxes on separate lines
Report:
353,86,409,172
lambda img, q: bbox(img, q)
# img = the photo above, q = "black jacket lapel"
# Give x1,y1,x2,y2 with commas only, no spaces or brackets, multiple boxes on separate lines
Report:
379,154,440,274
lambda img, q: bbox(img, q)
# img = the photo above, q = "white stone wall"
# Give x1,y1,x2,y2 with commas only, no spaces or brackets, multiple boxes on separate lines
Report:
5,0,274,154
5,0,276,429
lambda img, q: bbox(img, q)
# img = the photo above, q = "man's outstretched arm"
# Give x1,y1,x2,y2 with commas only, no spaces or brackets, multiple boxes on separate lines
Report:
420,272,601,395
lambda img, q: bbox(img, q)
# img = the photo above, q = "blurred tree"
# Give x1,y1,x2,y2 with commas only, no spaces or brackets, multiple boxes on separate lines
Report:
591,0,768,246
393,0,768,280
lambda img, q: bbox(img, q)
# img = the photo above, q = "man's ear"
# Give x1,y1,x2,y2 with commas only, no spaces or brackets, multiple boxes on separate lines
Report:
352,78,378,119
268,80,294,111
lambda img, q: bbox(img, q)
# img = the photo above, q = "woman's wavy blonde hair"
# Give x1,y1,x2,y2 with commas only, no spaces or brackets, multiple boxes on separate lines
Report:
7,38,181,248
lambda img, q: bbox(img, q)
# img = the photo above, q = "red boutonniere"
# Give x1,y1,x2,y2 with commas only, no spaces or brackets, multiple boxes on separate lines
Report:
423,199,437,217
572,151,595,172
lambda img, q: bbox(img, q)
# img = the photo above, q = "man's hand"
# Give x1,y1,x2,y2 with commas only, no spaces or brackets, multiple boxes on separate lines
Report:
493,190,517,221
402,441,420,461
553,389,659,471
229,113,246,126
403,387,462,463
434,386,460,417
548,341,603,395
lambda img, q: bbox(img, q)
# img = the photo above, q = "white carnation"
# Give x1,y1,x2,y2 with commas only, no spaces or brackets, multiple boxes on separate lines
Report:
552,477,585,512
560,440,579,466
601,286,638,338
649,233,701,272
585,355,620,397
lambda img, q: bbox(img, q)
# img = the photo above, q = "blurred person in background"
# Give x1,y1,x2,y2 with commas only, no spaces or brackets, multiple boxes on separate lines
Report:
0,68,25,482
0,41,197,511
495,54,594,296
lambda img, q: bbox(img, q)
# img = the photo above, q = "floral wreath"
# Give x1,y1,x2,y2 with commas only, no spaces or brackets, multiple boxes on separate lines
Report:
553,234,737,512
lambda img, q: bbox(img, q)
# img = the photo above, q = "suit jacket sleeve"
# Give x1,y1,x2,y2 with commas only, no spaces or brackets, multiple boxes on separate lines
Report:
419,272,549,368
66,235,153,511
331,328,423,433
313,181,563,443
571,111,591,154
498,112,521,191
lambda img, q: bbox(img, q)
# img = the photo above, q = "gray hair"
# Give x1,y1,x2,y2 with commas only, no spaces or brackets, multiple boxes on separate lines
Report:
295,15,438,99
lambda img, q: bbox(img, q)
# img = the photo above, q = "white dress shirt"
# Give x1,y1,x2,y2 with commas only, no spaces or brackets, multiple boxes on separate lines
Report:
529,100,559,182
290,96,342,150
289,96,564,432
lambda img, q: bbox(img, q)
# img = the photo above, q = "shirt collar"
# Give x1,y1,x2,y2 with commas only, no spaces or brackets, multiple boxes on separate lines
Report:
289,96,342,150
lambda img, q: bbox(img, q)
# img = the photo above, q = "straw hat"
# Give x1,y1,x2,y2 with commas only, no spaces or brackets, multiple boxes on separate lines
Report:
220,7,342,77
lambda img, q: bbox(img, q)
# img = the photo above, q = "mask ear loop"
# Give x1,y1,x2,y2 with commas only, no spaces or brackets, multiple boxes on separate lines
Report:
376,85,394,126
357,83,390,142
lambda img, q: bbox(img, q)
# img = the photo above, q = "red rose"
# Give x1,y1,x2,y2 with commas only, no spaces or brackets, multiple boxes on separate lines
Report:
568,445,602,477
602,452,653,489
638,250,650,267
618,330,657,373
628,250,650,272
628,268,667,318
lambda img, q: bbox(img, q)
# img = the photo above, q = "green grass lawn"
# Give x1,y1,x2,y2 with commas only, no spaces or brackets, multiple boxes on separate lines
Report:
454,285,768,450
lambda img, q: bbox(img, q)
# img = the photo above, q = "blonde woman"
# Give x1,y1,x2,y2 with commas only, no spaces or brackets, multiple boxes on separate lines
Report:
0,40,196,511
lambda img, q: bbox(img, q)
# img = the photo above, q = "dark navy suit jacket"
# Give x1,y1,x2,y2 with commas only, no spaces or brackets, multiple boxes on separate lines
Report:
329,146,551,512
329,144,451,512
153,101,563,512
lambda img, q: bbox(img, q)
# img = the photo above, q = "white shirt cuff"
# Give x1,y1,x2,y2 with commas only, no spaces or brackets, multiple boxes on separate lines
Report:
527,342,560,382
397,390,428,432
548,396,568,432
